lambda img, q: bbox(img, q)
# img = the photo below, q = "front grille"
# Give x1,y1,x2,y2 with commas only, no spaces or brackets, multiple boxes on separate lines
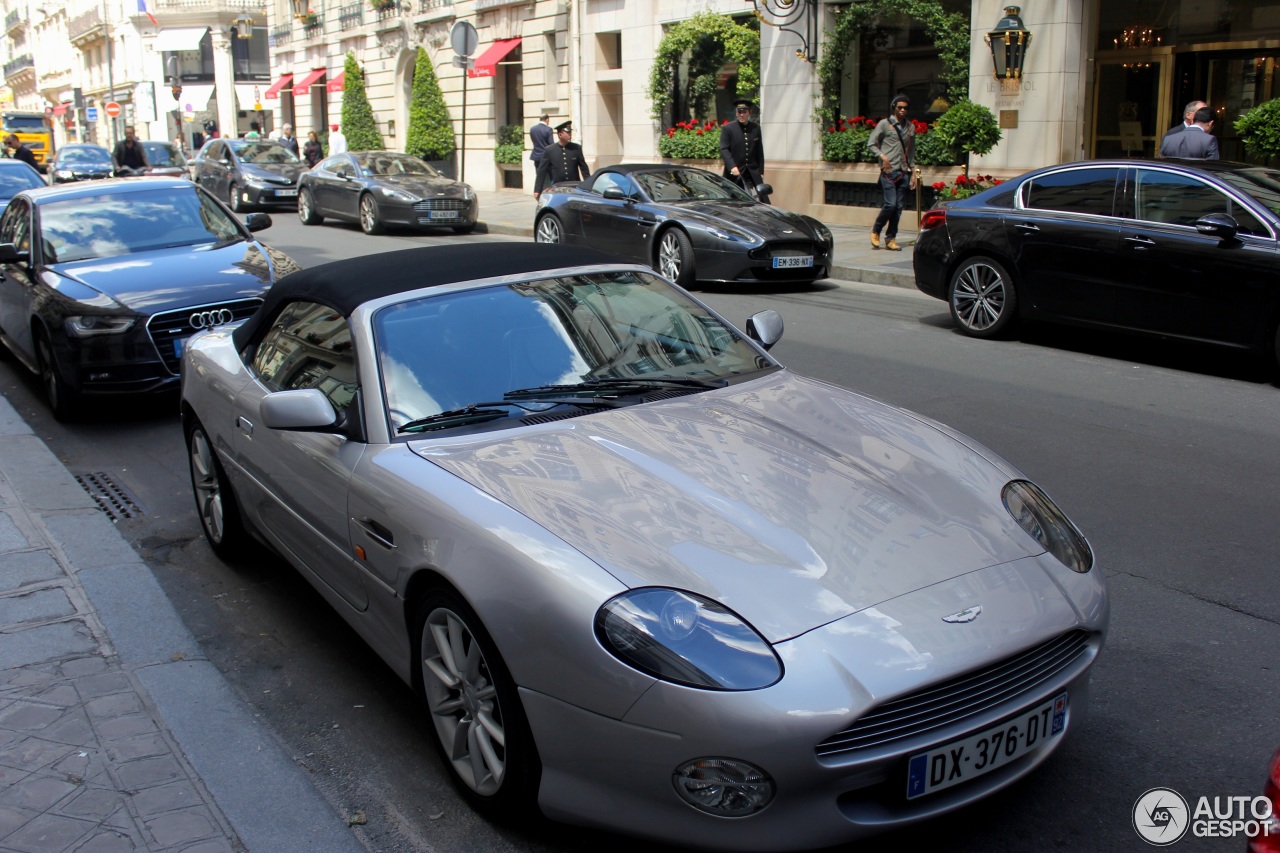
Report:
147,299,262,375
412,198,467,212
816,630,1092,758
751,241,817,260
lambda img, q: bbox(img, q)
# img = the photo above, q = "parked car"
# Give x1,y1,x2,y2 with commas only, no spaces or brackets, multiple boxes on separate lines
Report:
191,138,306,211
47,144,114,184
181,242,1107,851
0,177,300,419
0,159,47,215
534,164,834,287
914,159,1280,364
1249,746,1280,853
140,140,189,179
297,151,478,235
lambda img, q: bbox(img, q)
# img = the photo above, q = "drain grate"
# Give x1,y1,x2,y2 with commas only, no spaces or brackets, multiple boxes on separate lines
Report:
74,472,146,522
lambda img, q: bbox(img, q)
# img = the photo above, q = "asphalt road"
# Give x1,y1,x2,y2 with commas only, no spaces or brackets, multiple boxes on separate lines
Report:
3,214,1277,853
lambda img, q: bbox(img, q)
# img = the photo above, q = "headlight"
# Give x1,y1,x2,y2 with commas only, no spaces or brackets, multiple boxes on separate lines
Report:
54,169,74,179
243,179,268,189
64,315,137,337
595,588,782,690
1002,480,1093,572
379,186,416,201
707,226,754,243
460,185,474,200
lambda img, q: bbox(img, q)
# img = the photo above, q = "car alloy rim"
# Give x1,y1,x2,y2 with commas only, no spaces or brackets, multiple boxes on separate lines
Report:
299,192,311,220
361,197,375,231
952,262,1006,331
536,217,560,243
188,429,224,544
659,233,682,279
421,606,506,796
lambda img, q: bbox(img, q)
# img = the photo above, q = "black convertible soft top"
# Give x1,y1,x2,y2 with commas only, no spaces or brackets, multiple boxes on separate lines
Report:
232,242,621,349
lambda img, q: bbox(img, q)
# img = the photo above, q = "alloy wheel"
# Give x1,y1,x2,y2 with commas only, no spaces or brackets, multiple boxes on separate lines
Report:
188,427,225,545
951,261,1007,332
658,232,683,280
535,216,561,243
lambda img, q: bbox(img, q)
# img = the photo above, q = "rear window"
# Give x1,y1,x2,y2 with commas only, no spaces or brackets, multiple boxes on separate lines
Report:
1023,168,1119,217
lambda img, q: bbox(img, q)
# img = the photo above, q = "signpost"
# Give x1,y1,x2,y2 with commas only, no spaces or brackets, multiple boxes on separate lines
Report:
450,21,478,183
85,106,99,122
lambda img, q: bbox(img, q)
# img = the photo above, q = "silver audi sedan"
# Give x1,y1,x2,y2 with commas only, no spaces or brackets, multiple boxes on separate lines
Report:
180,243,1108,851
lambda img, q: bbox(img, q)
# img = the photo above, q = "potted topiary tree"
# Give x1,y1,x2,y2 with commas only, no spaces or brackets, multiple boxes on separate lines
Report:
405,47,457,177
929,99,1002,174
1235,98,1280,163
340,52,384,152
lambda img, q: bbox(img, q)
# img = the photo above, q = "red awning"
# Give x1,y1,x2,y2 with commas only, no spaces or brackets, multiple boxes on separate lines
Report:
51,103,69,115
263,73,294,100
326,71,344,93
292,68,326,97
468,37,521,79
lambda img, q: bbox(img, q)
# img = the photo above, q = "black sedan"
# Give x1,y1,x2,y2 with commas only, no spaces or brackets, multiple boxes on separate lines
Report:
533,164,834,287
0,177,300,419
48,144,114,184
914,159,1280,364
191,138,306,212
140,140,189,179
297,151,478,235
0,159,46,215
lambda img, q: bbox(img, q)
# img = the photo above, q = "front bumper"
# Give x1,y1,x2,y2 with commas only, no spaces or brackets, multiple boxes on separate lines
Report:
239,183,299,208
694,244,832,284
377,196,479,230
47,325,178,397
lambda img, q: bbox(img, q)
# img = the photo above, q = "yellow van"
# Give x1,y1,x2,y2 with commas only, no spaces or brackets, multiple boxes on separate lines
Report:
1,112,53,165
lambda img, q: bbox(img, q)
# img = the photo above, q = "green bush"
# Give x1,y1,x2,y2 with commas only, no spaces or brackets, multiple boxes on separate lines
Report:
658,119,722,159
405,47,455,161
915,127,960,166
340,52,384,152
648,12,759,120
494,124,523,163
819,117,877,163
1236,98,1280,160
930,99,1001,158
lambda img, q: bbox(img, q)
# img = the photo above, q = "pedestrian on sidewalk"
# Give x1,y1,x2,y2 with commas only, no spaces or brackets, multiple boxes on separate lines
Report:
720,99,768,203
868,94,917,251
529,113,552,166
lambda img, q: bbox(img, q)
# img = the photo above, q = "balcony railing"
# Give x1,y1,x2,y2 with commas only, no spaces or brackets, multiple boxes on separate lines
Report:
338,3,362,30
301,16,322,36
270,24,291,45
5,9,27,34
373,0,400,23
151,0,265,9
3,54,35,80
68,9,104,42
417,0,451,15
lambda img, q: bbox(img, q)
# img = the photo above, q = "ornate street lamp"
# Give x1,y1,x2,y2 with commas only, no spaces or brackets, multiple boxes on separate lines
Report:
986,6,1031,79
233,12,254,38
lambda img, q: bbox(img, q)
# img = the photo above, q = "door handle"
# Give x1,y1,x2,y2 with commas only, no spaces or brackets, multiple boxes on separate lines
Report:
236,415,253,435
1124,235,1156,247
1014,222,1040,232
355,518,396,549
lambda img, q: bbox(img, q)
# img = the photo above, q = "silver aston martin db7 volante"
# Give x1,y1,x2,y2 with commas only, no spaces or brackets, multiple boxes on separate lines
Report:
180,243,1108,851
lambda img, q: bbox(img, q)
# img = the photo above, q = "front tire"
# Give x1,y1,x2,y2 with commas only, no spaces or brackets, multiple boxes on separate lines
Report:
360,194,384,235
298,187,323,225
948,255,1018,338
534,214,562,244
186,417,249,559
35,329,79,421
227,182,245,213
417,587,539,814
656,228,696,287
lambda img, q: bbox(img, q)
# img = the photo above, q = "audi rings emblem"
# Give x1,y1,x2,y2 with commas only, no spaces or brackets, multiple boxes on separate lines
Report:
189,309,235,329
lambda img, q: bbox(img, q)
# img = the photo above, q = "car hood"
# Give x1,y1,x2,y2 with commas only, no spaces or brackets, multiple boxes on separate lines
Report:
412,372,1042,642
51,240,277,313
373,175,468,197
57,163,113,174
669,200,820,239
240,163,305,183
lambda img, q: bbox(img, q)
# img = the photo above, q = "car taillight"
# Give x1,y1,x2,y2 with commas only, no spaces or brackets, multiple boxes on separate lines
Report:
920,209,947,231
1248,747,1280,853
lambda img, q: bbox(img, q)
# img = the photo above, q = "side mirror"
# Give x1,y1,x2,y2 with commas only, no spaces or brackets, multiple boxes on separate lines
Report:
0,242,29,264
1195,212,1239,241
745,309,783,350
260,389,340,431
243,212,272,232
602,187,628,201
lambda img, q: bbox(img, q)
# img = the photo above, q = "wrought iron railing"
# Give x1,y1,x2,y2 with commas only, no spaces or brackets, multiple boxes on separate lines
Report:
338,3,362,30
3,55,34,79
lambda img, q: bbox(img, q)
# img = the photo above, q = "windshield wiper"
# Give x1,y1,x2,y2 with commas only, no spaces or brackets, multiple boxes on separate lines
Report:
397,397,619,434
504,376,727,401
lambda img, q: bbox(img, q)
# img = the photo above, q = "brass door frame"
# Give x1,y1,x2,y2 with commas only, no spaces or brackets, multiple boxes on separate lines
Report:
1090,47,1175,158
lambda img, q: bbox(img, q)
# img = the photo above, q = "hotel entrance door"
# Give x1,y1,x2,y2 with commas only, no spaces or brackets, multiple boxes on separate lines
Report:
1092,51,1174,159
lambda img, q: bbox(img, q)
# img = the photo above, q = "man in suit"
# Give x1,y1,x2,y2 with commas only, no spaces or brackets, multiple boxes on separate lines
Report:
534,121,590,200
529,114,552,165
720,99,766,201
1159,99,1207,157
1167,107,1219,159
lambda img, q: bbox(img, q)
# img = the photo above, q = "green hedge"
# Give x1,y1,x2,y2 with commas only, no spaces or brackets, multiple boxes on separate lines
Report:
658,119,723,159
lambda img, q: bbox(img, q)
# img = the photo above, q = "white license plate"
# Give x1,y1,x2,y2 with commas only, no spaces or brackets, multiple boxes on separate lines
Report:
426,210,459,219
275,188,298,197
906,692,1067,799
772,256,813,269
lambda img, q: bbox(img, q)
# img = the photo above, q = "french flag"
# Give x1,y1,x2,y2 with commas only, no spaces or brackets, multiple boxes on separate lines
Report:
138,0,157,25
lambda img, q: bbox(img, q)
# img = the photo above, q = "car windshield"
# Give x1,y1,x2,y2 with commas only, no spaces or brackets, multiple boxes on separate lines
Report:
0,165,48,197
58,147,111,165
39,187,244,263
360,155,440,177
3,115,46,132
143,143,184,167
375,270,774,433
230,141,300,165
633,169,754,203
1216,168,1280,219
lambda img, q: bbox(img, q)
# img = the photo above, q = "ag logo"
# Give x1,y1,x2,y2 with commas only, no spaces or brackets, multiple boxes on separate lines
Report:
1133,787,1190,845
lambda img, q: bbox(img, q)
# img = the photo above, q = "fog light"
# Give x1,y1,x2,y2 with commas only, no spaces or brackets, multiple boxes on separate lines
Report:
673,757,774,816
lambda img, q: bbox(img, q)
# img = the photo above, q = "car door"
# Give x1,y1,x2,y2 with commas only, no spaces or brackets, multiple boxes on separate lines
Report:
232,299,369,611
328,157,364,220
310,155,354,218
198,141,230,198
1006,166,1122,324
569,173,652,261
1113,166,1279,346
0,198,38,364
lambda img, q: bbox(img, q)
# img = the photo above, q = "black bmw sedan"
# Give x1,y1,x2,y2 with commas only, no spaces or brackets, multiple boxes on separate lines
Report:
48,144,115,184
297,151,478,235
0,177,300,419
534,164,834,287
914,159,1280,365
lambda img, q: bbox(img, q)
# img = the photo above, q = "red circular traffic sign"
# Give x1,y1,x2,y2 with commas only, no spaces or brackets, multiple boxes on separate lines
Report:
104,101,122,118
